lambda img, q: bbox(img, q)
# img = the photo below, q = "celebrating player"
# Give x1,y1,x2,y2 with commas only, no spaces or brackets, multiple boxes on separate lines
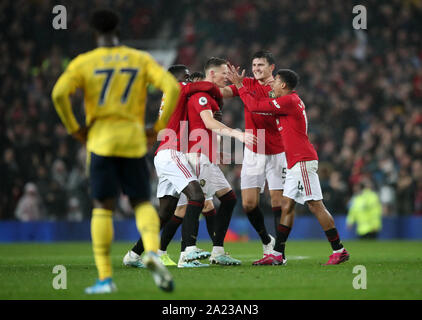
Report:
227,66,350,265
221,51,287,261
51,9,180,293
177,57,257,266
123,65,224,268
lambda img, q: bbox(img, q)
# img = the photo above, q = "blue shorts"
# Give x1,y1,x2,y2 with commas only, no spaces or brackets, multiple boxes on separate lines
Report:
89,152,151,201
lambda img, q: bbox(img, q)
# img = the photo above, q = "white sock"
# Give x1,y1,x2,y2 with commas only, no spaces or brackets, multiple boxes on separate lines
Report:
212,246,225,256
333,248,345,254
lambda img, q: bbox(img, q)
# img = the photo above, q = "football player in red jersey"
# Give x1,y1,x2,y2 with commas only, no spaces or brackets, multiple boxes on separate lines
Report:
123,64,224,268
177,57,257,266
221,51,287,262
228,66,350,266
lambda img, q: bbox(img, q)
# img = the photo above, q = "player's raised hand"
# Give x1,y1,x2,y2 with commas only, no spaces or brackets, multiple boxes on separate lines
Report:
227,63,245,88
263,77,275,87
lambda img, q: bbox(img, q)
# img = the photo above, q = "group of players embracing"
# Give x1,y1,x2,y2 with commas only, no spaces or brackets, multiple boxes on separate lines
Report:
123,51,350,271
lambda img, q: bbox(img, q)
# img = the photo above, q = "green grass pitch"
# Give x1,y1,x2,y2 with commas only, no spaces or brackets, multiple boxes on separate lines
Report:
0,240,421,300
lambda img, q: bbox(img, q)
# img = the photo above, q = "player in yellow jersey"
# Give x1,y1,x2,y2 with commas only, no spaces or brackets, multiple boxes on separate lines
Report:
51,9,180,294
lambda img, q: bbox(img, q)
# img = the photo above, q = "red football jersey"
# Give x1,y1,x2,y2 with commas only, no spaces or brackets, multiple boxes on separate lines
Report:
238,87,318,168
230,77,284,155
186,92,220,163
156,81,222,154
156,82,189,154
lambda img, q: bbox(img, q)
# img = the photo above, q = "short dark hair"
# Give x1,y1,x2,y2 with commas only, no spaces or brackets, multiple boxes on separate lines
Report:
90,9,120,34
189,71,205,81
276,69,299,89
204,57,227,73
168,64,189,81
252,50,275,65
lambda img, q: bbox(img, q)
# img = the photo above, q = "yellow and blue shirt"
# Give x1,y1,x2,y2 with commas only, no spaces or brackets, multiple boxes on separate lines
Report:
52,45,180,158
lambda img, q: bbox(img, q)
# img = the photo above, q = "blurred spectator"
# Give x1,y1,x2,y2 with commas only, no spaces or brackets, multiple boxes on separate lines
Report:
51,159,68,188
347,180,382,239
14,182,45,221
67,197,83,222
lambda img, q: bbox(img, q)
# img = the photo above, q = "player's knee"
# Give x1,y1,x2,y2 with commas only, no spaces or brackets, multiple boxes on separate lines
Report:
307,200,321,212
203,200,214,212
174,205,186,218
281,199,295,216
270,198,282,208
242,200,258,213
269,190,283,208
184,181,205,204
219,190,237,206
158,196,179,224
307,200,329,216
189,189,205,204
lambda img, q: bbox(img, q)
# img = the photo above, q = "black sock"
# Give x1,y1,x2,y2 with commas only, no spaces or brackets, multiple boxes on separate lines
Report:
325,228,344,251
272,206,281,235
246,206,271,245
181,200,204,251
131,238,144,256
132,216,167,255
160,215,183,251
274,224,291,257
203,208,216,243
214,190,237,247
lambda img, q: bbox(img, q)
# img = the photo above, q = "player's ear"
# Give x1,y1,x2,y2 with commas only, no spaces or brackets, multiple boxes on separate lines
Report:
270,64,275,72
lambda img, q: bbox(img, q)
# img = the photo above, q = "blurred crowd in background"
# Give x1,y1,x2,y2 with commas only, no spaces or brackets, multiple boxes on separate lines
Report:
1,0,421,221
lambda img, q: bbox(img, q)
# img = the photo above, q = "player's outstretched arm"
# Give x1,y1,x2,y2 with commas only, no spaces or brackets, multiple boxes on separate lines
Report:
199,110,256,146
238,87,292,115
220,86,235,98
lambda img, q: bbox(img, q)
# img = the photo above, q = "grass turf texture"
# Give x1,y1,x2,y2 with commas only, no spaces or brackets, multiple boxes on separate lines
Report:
0,240,421,300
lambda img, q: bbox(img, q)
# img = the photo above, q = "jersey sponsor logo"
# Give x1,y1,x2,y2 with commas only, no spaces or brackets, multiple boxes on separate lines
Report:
199,97,208,106
272,99,281,109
